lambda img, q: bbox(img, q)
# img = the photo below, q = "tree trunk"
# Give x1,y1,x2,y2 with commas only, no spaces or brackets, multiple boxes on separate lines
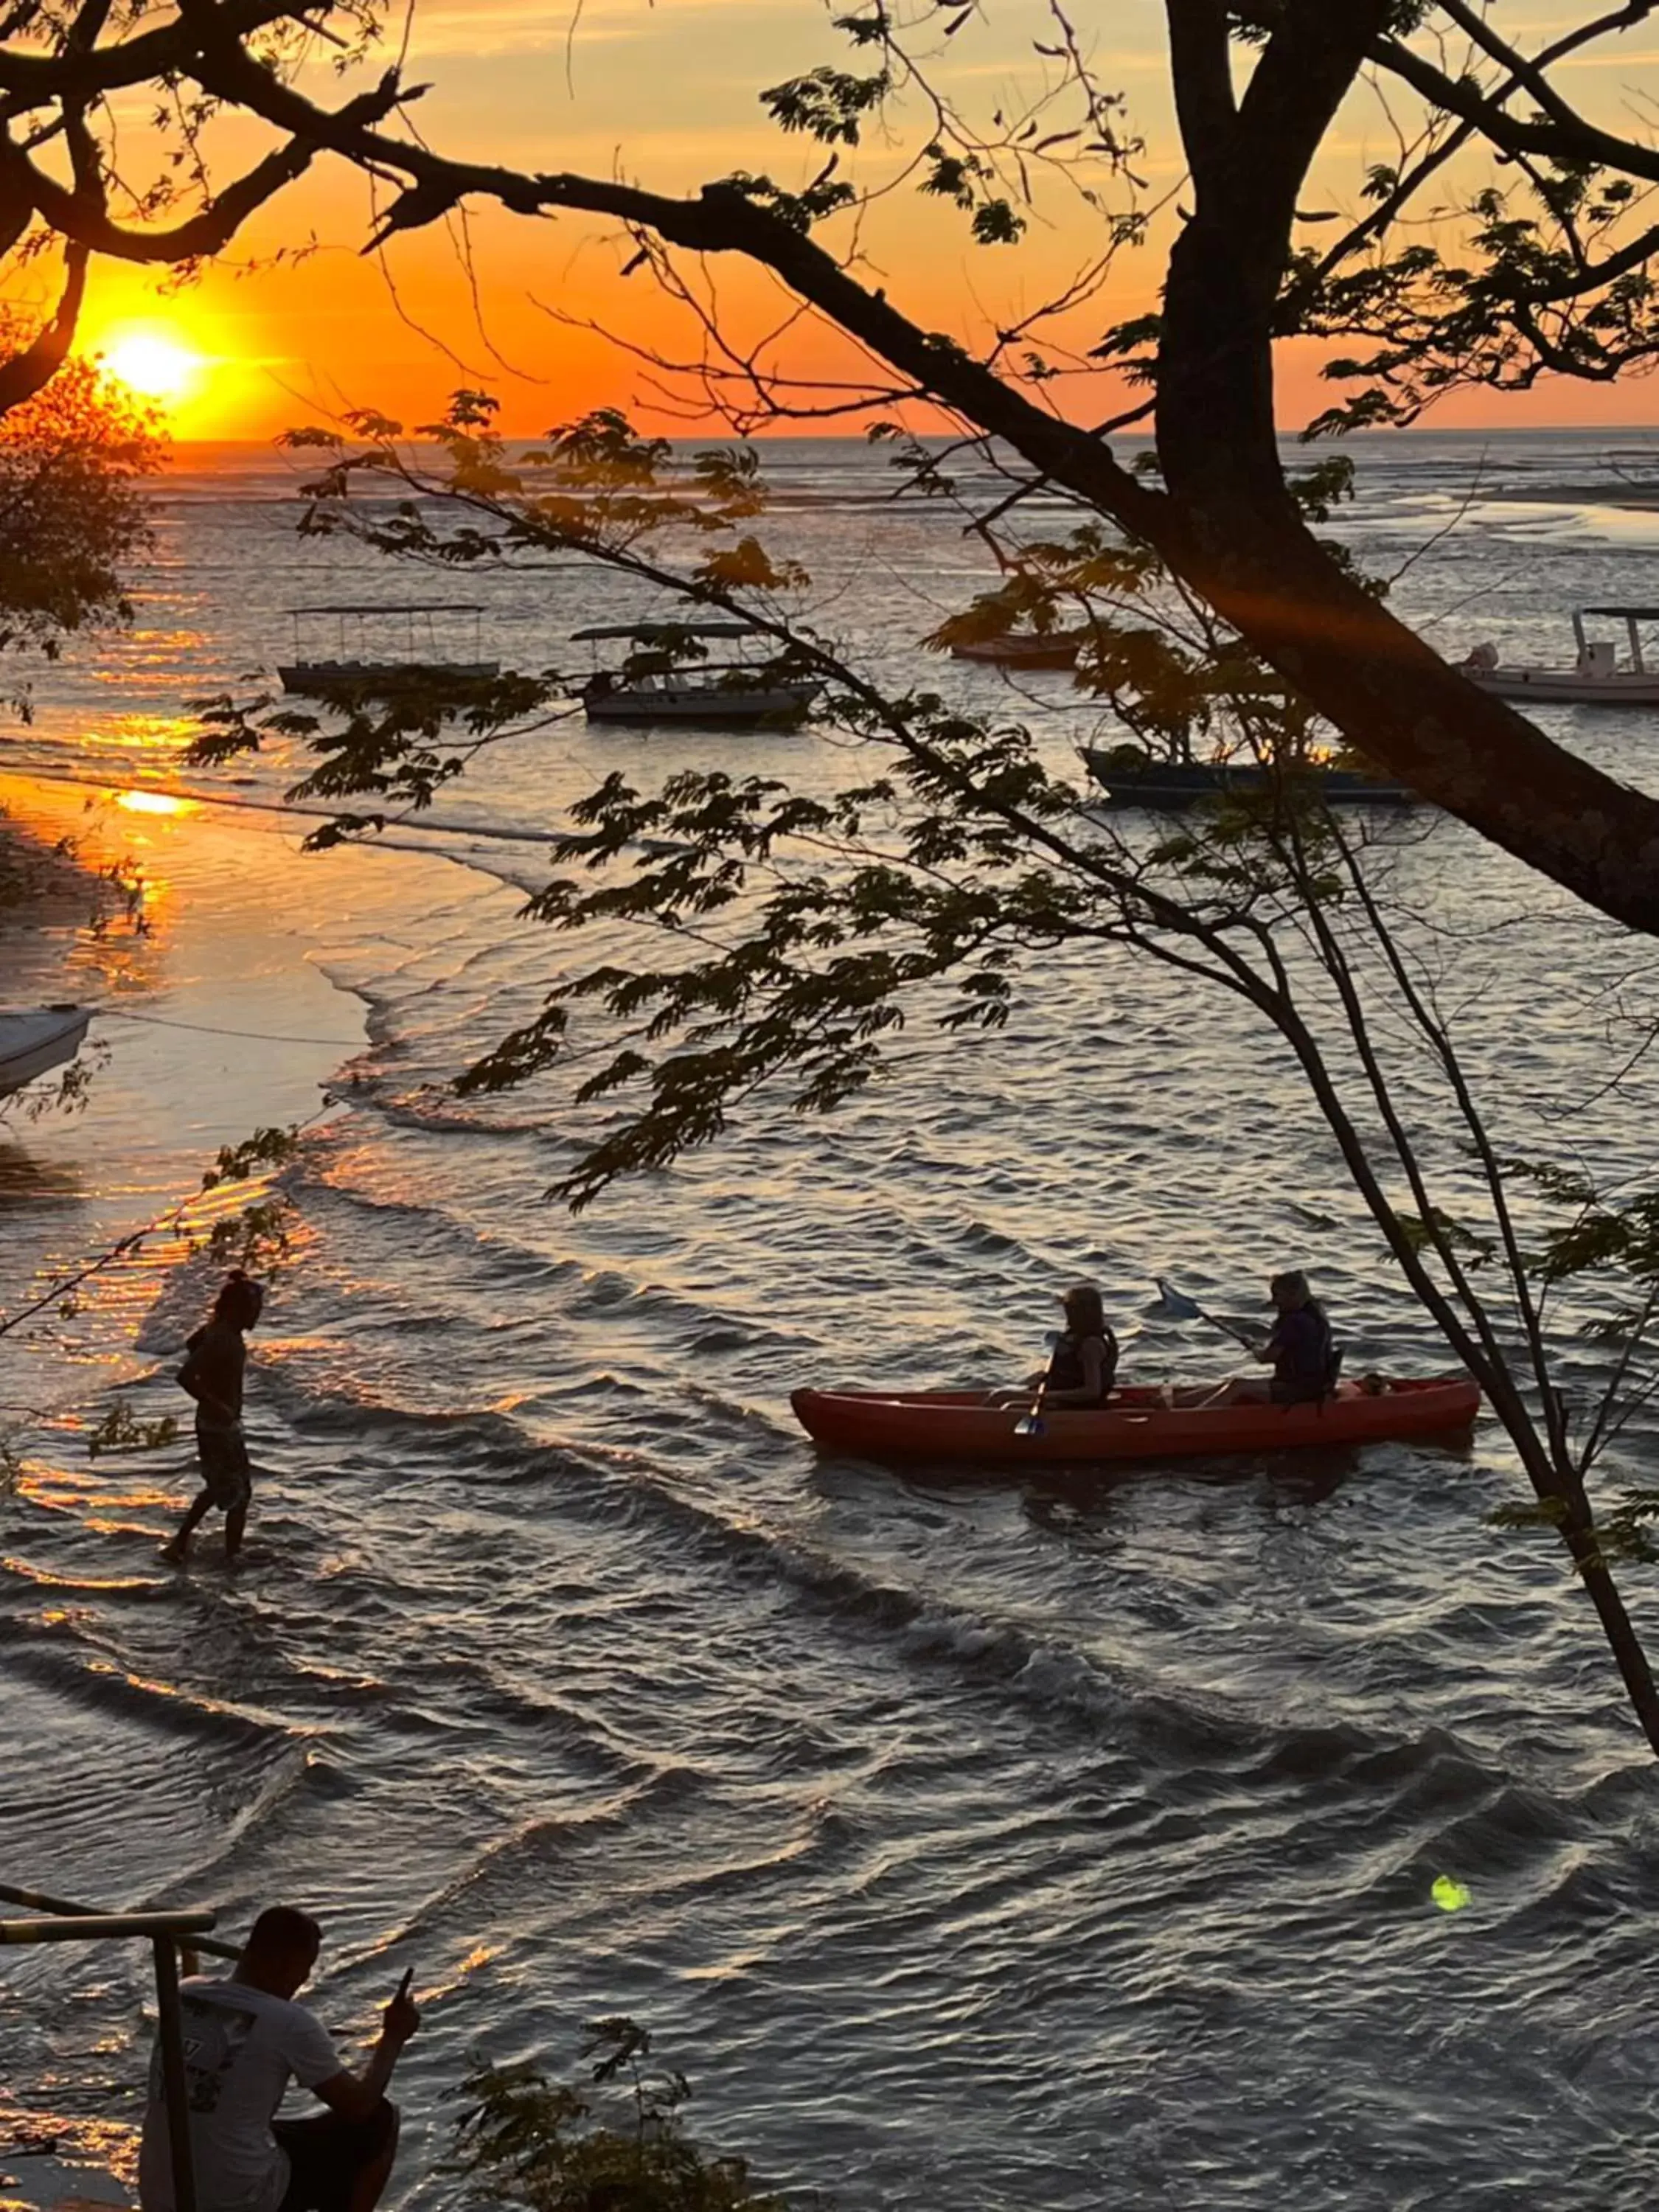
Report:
1559,1502,1659,1756
1152,170,1659,933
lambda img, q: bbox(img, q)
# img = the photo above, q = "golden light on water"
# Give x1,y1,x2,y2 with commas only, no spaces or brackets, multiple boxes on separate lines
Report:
114,789,196,817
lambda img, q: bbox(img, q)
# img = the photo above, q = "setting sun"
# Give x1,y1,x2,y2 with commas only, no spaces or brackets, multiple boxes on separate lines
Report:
98,329,204,406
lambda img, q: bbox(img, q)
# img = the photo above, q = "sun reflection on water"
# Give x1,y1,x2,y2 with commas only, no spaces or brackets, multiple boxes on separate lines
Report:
113,790,196,818
74,713,200,755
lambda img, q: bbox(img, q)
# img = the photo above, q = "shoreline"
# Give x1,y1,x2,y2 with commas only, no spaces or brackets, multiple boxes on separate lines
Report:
0,767,377,1488
0,803,113,957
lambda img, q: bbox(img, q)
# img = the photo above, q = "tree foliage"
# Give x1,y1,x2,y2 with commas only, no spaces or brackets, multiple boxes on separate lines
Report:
0,352,161,664
450,2020,790,2212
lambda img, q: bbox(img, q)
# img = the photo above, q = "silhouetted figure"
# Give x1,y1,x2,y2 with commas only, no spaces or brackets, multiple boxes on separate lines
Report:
1222,1269,1341,1406
161,1270,264,1565
138,1905,420,2212
1033,1281,1121,1407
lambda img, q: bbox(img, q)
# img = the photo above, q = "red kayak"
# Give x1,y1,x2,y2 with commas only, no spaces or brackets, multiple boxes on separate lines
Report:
790,1377,1481,1466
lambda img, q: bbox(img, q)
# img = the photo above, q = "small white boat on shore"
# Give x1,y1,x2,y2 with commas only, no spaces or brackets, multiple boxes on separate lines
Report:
574,622,821,726
1457,606,1659,705
0,1004,91,1099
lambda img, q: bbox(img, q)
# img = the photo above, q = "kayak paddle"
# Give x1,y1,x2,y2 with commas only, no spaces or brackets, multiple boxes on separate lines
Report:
1153,1276,1261,1353
1014,1374,1049,1437
1015,1336,1061,1436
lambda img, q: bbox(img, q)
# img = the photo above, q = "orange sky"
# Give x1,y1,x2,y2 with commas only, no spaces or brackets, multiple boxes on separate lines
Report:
53,0,1659,439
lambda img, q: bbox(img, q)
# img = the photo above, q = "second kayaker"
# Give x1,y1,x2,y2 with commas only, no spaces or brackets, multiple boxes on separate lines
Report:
1225,1268,1340,1405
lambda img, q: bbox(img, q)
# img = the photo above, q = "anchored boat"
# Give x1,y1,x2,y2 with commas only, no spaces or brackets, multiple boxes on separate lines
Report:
574,622,821,725
278,602,499,697
0,1004,91,1100
948,631,1082,670
791,1376,1481,1465
1082,745,1416,810
1456,607,1659,705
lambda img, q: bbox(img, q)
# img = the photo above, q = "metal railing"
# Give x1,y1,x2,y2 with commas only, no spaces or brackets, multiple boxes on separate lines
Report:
0,1883,238,2212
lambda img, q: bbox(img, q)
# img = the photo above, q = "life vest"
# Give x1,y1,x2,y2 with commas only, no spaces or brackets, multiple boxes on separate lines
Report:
1272,1299,1340,1402
1048,1327,1120,1404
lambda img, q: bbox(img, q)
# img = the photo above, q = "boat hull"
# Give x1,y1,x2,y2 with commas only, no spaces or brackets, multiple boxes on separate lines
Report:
0,1006,91,1099
278,659,500,697
950,635,1079,669
581,681,818,725
790,1377,1481,1465
1462,667,1659,706
1082,748,1415,810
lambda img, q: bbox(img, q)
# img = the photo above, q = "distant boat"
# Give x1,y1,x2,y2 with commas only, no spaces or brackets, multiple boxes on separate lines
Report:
0,1005,91,1100
1082,746,1416,810
574,622,821,726
278,603,499,698
1456,607,1659,704
947,632,1081,670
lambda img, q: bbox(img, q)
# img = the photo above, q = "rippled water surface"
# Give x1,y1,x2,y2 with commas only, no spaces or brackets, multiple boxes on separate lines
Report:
7,430,1659,2209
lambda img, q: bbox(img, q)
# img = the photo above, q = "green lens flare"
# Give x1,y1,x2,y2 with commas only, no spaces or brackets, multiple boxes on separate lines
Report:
1431,1874,1472,1912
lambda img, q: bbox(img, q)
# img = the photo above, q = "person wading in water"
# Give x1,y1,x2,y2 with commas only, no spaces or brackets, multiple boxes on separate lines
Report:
161,1270,264,1565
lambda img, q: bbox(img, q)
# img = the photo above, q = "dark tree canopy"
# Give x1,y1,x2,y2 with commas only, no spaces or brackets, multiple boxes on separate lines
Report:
0,349,160,657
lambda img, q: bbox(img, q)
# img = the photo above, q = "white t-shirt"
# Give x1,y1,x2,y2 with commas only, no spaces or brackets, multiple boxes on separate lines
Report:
138,1977,344,2212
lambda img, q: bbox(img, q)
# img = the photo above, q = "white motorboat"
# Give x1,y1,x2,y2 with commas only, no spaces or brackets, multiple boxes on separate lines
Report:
278,602,499,697
0,1004,91,1099
1456,607,1659,705
574,622,821,726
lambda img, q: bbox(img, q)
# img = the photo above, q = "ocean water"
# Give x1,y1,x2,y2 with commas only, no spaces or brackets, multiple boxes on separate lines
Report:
5,428,1659,2208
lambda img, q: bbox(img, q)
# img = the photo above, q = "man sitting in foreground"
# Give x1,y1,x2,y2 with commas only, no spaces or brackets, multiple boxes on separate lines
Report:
139,1905,420,2212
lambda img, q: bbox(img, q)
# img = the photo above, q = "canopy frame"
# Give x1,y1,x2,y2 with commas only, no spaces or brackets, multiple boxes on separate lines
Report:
1573,605,1659,672
286,603,486,664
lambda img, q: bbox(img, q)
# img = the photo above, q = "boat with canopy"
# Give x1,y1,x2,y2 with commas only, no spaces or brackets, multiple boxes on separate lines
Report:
573,622,821,725
278,604,498,697
1456,607,1659,704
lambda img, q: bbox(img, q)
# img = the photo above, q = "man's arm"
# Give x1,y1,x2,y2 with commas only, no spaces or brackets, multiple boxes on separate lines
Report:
311,1979,420,2121
177,1338,238,1425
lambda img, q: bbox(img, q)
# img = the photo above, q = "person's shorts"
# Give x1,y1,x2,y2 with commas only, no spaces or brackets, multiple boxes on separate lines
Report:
195,1422,251,1512
274,2102,398,2212
1270,1380,1322,1407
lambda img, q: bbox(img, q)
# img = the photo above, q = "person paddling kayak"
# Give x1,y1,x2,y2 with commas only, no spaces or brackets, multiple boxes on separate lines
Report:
1221,1269,1340,1406
1028,1281,1121,1408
